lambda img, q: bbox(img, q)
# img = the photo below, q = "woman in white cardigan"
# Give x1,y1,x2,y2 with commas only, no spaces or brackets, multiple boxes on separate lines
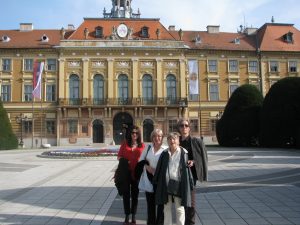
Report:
139,128,166,225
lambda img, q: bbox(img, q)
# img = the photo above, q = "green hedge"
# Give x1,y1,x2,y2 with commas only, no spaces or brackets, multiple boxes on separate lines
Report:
0,100,18,150
216,84,263,147
259,77,300,148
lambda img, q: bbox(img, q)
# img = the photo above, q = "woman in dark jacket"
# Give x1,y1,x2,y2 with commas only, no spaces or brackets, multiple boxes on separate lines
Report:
153,132,193,225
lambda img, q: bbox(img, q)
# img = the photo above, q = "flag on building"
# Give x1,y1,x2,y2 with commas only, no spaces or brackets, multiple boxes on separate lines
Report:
188,60,199,95
32,61,44,99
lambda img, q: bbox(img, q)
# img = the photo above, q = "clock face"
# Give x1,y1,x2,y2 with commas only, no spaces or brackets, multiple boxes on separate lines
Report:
117,24,128,38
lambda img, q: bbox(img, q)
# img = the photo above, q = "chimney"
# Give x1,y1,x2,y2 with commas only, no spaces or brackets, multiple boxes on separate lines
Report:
20,23,33,32
207,25,220,34
68,24,75,30
168,25,176,31
244,27,258,35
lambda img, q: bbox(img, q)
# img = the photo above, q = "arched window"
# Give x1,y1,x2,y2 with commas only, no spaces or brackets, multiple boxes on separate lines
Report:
142,74,153,104
141,26,149,38
93,74,104,104
118,74,129,105
69,74,80,105
166,74,177,104
95,26,103,38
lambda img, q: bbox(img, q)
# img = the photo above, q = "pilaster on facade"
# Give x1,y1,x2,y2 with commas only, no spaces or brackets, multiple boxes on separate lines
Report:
58,58,65,99
132,58,139,98
156,58,163,98
179,59,186,98
82,57,89,99
107,58,115,99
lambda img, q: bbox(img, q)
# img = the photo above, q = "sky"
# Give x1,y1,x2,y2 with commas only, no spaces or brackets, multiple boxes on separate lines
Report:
1,0,299,32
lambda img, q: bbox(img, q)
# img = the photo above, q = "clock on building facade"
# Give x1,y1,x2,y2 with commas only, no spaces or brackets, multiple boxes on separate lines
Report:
117,24,128,38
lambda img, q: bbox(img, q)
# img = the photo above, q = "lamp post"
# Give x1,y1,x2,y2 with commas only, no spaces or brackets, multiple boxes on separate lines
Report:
16,113,28,147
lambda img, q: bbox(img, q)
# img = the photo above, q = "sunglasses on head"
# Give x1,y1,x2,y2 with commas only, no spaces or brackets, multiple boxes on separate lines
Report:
131,131,138,134
179,124,189,128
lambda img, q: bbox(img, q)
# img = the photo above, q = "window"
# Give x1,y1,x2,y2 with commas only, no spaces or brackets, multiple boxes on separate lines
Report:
24,121,32,134
47,59,57,71
2,58,11,71
46,121,55,134
270,61,279,72
289,61,297,72
166,74,177,104
229,84,239,96
190,119,199,132
209,83,219,101
93,74,104,104
46,84,56,102
118,74,129,105
24,59,33,71
95,26,103,38
1,84,11,102
229,60,238,72
69,74,80,105
141,26,149,38
142,74,153,104
210,119,217,134
24,85,33,102
248,61,258,73
283,32,293,43
68,120,78,134
208,60,217,72
168,119,178,132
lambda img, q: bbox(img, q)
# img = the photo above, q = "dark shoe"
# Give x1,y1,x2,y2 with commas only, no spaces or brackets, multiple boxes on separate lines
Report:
131,214,136,224
123,214,129,225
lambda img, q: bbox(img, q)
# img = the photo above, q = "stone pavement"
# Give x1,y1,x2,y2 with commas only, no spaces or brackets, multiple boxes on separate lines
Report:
0,147,299,225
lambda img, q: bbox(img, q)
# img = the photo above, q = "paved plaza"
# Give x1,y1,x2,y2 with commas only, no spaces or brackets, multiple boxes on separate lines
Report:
0,146,300,225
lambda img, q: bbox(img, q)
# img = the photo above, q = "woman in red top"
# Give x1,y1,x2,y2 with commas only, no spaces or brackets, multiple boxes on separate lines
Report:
118,125,145,225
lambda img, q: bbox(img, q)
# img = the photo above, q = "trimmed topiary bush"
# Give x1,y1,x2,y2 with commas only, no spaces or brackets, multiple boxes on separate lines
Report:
0,100,18,150
216,84,263,147
259,77,300,149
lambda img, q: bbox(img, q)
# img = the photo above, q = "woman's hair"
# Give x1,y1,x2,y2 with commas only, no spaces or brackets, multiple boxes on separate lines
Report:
150,128,163,141
126,125,143,147
167,132,180,140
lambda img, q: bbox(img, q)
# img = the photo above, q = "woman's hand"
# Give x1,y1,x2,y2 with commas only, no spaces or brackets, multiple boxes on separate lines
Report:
145,165,155,175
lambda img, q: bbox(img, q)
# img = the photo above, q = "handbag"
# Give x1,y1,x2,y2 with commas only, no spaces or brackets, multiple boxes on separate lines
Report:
138,145,154,192
167,162,181,197
138,167,154,192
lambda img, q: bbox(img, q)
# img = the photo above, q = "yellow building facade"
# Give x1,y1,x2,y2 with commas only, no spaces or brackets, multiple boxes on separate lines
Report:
0,1,299,147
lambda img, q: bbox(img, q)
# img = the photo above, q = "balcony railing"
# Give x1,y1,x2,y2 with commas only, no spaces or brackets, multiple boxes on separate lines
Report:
58,97,188,107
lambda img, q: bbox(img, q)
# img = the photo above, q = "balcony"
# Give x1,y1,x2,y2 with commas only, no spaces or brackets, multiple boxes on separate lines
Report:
58,97,188,107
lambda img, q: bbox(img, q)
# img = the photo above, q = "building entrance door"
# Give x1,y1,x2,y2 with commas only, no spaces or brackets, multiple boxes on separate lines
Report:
143,119,154,142
93,119,104,143
113,112,133,144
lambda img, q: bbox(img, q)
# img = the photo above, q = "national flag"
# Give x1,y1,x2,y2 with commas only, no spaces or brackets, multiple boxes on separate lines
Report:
32,61,44,99
188,60,199,95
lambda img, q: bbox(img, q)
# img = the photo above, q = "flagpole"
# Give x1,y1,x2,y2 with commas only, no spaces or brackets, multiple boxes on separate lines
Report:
40,86,43,147
32,96,34,148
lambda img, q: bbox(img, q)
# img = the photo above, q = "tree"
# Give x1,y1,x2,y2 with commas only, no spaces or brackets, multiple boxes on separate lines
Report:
0,100,18,150
259,77,300,149
216,84,263,147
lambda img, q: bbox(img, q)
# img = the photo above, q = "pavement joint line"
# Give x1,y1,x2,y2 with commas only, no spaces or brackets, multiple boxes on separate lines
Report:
0,161,86,205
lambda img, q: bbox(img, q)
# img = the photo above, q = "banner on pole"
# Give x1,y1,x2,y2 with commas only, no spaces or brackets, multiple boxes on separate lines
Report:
32,61,44,99
188,60,199,95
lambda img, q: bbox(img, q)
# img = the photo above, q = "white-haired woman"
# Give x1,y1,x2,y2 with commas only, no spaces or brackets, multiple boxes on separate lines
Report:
138,128,166,225
153,132,193,225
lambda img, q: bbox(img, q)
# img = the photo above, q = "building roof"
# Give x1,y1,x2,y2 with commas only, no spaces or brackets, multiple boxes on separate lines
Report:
170,30,257,51
66,18,176,40
257,23,300,52
0,29,61,49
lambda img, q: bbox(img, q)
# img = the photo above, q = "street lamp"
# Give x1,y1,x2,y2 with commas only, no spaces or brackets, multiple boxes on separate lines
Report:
16,113,28,147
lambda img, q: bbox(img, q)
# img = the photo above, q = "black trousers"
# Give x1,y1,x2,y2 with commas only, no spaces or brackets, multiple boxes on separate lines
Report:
145,192,164,225
122,178,139,215
185,181,196,225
